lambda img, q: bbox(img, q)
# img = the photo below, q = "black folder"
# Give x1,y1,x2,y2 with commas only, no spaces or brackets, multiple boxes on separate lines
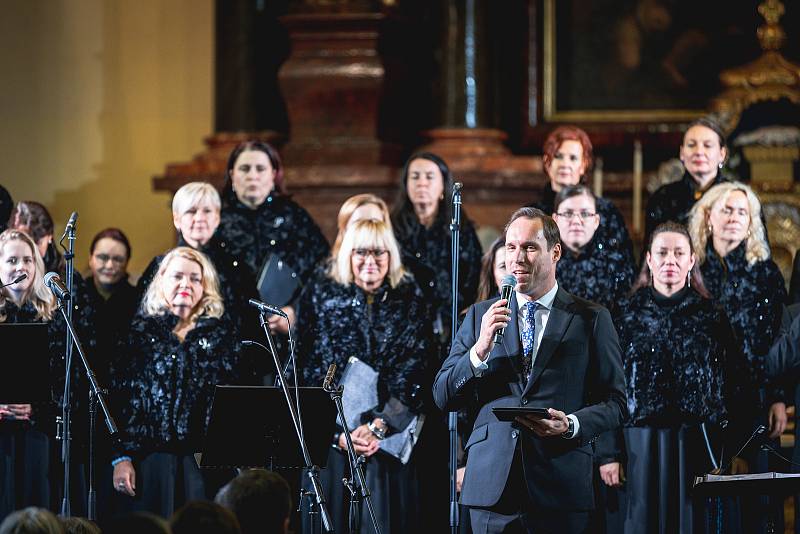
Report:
257,254,301,307
0,323,51,403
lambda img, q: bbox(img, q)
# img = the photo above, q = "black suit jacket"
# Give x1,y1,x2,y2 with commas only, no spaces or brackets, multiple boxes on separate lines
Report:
433,287,627,511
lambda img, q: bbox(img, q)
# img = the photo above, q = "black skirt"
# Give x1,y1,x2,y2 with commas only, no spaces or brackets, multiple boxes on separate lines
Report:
112,452,206,519
0,426,51,522
622,425,722,534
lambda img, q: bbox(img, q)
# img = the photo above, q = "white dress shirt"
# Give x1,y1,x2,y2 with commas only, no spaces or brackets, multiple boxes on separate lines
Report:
468,282,580,438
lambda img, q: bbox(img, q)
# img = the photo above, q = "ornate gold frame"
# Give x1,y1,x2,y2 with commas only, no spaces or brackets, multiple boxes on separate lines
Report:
541,0,704,123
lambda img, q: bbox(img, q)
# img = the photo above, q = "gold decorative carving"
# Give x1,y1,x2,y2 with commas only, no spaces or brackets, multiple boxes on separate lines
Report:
711,0,800,134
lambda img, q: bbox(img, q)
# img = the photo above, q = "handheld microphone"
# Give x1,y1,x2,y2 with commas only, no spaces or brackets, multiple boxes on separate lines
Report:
452,182,463,193
44,272,71,301
493,274,517,345
322,363,337,390
0,273,28,289
248,298,287,318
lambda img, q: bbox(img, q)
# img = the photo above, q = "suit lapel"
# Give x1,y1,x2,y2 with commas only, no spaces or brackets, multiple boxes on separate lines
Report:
522,288,575,396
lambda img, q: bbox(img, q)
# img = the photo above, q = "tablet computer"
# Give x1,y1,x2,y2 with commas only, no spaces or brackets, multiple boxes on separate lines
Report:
492,407,550,422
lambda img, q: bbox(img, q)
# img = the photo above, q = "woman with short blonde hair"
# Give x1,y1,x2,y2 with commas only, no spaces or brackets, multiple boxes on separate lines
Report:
330,219,406,288
295,219,431,533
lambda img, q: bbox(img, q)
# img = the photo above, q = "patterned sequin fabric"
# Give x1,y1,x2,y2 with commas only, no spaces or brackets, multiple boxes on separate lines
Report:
391,211,482,346
644,171,728,246
111,313,245,456
614,286,739,426
700,242,787,407
295,274,432,430
529,183,635,265
555,235,636,312
217,189,330,292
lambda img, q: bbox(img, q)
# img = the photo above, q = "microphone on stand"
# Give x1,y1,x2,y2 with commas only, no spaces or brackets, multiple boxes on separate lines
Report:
0,273,28,289
44,272,72,301
322,364,337,391
493,275,518,345
65,212,78,233
248,298,288,318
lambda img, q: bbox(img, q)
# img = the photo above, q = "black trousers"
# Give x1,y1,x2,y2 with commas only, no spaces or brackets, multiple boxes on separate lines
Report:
468,450,589,534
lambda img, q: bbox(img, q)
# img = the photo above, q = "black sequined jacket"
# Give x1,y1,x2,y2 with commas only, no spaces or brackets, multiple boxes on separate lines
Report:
295,274,432,433
137,234,259,333
111,313,245,458
217,189,330,296
391,211,482,345
555,236,635,312
644,171,728,246
700,242,787,408
529,182,635,266
615,286,739,427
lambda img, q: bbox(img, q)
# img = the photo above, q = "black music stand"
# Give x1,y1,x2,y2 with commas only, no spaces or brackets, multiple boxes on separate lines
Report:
694,472,800,533
0,323,51,403
693,472,800,498
197,385,336,470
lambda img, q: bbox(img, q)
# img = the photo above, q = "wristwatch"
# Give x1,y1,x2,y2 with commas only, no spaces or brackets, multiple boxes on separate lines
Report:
561,417,575,439
368,419,387,440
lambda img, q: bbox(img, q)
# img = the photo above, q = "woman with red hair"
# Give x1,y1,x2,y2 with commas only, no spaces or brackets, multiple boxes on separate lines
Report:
530,126,635,266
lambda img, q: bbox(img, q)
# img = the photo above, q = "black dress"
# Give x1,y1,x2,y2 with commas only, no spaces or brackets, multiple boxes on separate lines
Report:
699,242,787,413
529,182,635,267
699,242,788,534
391,211,482,349
217,189,330,295
391,210,482,531
0,301,65,522
85,277,138,383
110,313,245,518
606,286,741,534
295,274,431,534
555,234,635,312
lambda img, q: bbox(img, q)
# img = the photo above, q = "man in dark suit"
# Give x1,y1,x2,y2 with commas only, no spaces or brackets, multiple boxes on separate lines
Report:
433,207,626,534
767,302,800,534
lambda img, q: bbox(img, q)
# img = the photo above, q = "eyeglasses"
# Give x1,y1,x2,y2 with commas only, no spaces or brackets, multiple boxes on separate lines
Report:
93,254,127,265
555,211,597,221
352,248,389,260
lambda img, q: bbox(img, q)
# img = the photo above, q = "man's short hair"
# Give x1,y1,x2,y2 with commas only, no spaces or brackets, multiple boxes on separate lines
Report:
215,469,292,534
504,207,561,251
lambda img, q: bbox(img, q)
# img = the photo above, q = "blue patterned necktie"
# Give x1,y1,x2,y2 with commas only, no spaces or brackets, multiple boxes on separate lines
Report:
521,301,538,380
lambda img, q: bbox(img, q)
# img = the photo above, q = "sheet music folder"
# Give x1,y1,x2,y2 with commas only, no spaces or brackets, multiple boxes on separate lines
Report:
198,385,335,470
693,472,800,497
0,323,51,403
257,254,300,307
